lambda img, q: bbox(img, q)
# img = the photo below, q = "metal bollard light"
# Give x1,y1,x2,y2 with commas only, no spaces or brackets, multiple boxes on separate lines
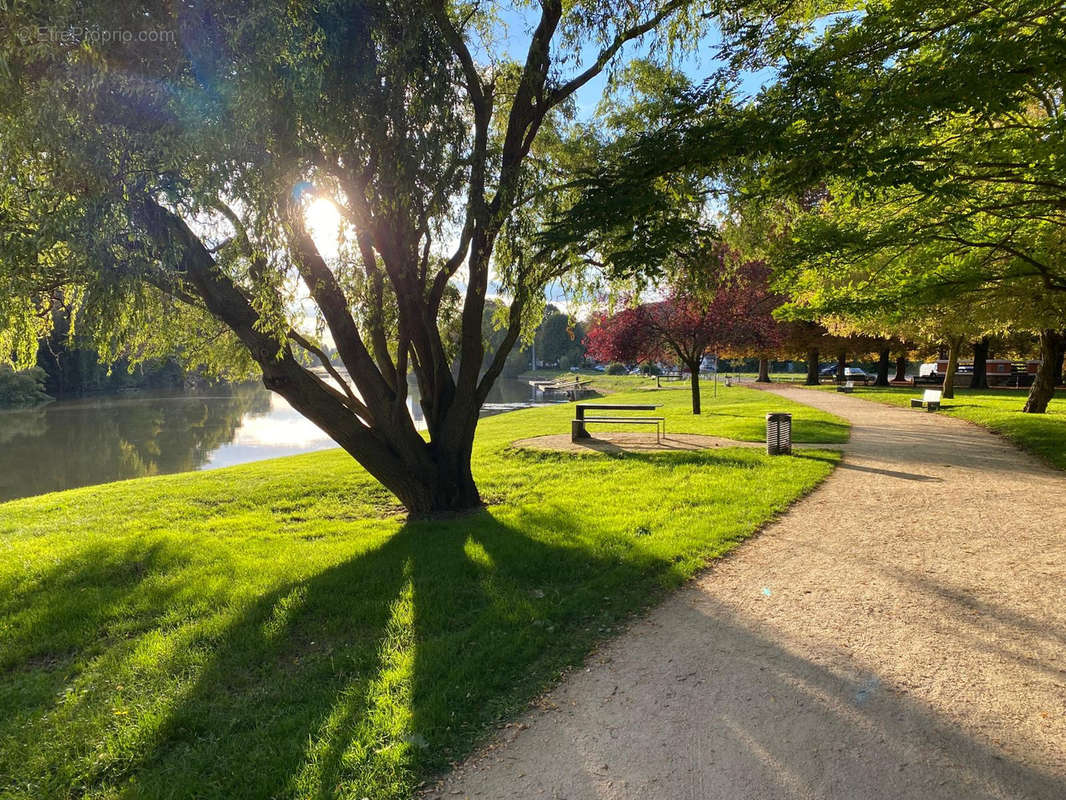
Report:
766,412,792,455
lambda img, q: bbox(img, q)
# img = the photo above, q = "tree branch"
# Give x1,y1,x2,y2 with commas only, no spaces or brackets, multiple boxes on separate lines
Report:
547,1,689,108
283,196,398,414
288,328,373,423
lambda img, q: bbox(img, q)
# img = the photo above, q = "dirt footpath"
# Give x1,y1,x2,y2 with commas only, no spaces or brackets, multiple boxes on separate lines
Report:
430,386,1066,800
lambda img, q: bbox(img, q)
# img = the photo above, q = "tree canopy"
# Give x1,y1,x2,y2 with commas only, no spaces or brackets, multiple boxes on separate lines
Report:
547,0,1066,410
585,257,780,412
0,0,709,513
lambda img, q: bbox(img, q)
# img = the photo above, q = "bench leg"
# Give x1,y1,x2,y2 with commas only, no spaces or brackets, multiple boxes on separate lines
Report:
571,419,590,441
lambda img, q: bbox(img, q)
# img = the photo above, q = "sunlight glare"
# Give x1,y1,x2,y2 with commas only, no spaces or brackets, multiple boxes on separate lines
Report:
305,197,343,259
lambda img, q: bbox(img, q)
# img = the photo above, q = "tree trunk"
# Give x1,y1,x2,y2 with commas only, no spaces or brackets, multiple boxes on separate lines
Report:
757,358,771,383
140,196,489,518
1023,329,1063,413
688,361,702,414
1053,331,1066,387
970,336,989,389
805,349,819,385
260,370,483,517
893,354,908,383
836,351,847,383
874,348,890,386
424,438,481,515
941,336,962,399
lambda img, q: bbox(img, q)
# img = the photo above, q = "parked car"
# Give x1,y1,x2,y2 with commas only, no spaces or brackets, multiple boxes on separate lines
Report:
842,367,872,384
820,366,872,384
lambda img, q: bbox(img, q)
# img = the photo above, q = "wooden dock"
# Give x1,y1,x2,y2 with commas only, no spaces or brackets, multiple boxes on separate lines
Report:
529,378,594,400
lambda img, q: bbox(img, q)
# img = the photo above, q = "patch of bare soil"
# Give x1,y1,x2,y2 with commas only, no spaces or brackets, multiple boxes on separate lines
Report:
511,432,768,453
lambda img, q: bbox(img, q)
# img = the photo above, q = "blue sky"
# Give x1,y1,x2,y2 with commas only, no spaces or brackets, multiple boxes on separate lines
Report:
468,5,772,310
483,4,772,118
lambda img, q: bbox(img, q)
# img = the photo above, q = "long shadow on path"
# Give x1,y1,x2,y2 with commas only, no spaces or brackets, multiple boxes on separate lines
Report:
435,592,1066,800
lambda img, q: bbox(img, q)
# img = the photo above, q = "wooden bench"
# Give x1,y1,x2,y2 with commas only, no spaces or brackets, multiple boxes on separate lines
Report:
836,380,856,393
910,389,942,411
572,403,665,442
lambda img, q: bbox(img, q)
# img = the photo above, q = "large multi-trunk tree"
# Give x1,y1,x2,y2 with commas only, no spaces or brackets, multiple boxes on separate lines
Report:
0,0,701,515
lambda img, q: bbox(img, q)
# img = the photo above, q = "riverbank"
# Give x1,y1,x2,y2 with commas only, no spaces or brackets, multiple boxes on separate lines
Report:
0,365,52,409
0,377,555,502
0,381,845,800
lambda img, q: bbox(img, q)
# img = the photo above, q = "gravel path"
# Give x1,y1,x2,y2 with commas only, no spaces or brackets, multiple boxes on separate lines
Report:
429,386,1066,800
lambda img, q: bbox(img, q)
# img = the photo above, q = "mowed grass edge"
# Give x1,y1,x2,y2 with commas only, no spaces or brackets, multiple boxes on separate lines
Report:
0,382,846,799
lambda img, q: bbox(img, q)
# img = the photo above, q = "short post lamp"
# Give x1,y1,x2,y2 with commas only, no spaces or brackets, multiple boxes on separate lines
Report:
766,413,792,455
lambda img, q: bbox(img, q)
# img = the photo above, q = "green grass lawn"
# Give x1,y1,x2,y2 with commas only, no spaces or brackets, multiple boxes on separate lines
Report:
523,368,813,386
716,371,814,383
0,383,846,800
809,384,1066,470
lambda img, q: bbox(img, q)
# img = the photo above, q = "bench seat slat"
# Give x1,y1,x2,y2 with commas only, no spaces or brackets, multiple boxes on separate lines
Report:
579,420,660,426
572,414,666,442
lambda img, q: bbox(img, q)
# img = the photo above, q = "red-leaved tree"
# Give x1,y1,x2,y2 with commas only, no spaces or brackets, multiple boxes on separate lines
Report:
586,263,781,413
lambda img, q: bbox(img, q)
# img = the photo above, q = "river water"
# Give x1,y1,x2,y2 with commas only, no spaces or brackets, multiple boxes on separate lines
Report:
0,377,552,502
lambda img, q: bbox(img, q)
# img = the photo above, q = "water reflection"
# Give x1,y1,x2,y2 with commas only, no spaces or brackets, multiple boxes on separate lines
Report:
202,392,337,470
0,378,553,502
0,385,271,502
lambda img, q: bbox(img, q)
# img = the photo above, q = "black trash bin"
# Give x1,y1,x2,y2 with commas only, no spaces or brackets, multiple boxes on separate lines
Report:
766,413,792,455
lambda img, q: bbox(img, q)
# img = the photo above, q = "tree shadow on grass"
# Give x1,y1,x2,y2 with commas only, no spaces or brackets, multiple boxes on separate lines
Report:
4,509,675,800
0,538,199,792
0,537,189,725
0,539,183,672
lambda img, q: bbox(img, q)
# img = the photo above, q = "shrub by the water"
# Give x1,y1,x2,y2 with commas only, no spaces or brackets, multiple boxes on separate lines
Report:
605,362,627,375
0,366,52,408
